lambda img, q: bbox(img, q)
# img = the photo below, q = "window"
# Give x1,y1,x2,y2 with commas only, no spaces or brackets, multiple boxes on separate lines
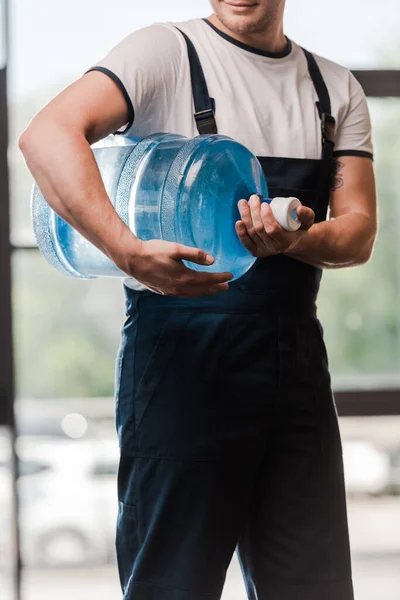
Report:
319,99,400,387
285,0,400,68
6,2,400,600
12,252,124,400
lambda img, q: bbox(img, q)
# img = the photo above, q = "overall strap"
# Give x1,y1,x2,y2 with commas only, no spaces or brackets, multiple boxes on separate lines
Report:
174,27,218,135
302,48,336,161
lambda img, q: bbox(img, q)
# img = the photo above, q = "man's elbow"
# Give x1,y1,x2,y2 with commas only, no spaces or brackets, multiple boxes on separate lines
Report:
18,129,32,154
18,119,43,156
18,129,36,165
357,232,377,265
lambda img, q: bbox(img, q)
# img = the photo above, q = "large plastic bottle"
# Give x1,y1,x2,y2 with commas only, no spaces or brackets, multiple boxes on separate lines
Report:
31,133,301,281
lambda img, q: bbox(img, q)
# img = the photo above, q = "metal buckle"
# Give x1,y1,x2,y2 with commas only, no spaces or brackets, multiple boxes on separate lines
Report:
321,113,336,144
194,108,215,120
194,108,217,135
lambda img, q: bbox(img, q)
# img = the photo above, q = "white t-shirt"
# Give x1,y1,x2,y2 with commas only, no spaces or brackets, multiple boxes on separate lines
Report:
87,18,373,291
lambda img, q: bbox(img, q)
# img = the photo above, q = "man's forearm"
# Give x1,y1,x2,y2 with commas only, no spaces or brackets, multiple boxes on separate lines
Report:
284,213,377,269
19,119,139,264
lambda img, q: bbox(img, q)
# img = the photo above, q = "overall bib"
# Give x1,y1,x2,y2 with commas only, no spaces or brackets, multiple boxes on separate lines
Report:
115,30,354,600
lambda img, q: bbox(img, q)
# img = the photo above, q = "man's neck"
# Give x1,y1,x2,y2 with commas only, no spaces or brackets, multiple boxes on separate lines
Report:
206,13,286,54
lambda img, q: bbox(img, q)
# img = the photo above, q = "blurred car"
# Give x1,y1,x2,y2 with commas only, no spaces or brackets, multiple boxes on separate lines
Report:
12,434,392,568
342,439,390,497
16,437,119,568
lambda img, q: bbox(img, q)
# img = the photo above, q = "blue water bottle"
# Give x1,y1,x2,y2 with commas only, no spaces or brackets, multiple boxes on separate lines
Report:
31,133,301,282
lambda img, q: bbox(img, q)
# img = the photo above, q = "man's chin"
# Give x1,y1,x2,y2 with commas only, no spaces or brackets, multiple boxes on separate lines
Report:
215,3,270,34
217,14,267,35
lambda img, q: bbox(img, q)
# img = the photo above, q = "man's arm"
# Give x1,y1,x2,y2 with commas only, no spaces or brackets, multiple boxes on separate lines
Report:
19,71,137,263
20,23,183,266
236,156,377,268
19,70,232,297
285,156,377,268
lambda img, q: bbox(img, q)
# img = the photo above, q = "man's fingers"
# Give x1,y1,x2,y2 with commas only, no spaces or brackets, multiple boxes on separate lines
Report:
171,243,215,265
183,269,234,285
235,220,258,255
167,268,233,297
237,198,257,237
260,202,286,244
248,194,264,237
238,195,272,254
241,195,265,242
297,206,315,230
238,197,282,254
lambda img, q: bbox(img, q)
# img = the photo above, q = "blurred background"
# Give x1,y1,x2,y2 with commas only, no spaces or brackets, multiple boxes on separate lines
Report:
1,0,400,599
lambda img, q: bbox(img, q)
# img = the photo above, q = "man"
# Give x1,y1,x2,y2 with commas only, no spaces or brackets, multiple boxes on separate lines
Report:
20,1,377,598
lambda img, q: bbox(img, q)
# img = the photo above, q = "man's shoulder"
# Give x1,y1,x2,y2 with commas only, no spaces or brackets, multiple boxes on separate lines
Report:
114,18,206,59
133,18,203,39
115,21,187,53
295,42,353,86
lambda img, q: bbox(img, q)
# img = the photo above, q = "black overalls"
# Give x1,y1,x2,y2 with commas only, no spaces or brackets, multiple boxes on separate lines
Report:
115,29,354,600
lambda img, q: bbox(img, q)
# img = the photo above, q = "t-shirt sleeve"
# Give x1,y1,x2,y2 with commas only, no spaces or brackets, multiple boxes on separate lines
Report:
334,72,374,160
84,24,184,135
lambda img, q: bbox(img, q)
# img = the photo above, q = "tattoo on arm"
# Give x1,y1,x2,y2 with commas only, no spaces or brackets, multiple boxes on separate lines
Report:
331,159,344,191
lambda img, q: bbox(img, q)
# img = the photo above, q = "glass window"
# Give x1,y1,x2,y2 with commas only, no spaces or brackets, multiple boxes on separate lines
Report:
8,2,400,600
12,251,124,400
8,0,210,246
8,0,400,243
285,0,400,68
318,99,400,387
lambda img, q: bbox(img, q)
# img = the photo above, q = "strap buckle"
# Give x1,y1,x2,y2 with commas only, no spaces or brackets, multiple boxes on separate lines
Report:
194,108,215,119
321,113,336,145
194,108,217,135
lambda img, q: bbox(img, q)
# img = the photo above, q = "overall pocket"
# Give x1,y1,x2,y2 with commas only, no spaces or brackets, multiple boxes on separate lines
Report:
116,500,139,592
132,310,192,434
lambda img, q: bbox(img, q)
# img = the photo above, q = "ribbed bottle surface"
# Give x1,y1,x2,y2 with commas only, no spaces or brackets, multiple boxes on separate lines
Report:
31,133,268,281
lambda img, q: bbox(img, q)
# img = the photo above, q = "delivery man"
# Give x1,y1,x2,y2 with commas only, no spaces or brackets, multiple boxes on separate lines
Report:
19,1,377,598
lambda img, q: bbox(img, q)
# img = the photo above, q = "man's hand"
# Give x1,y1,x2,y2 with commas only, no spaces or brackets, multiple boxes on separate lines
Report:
235,194,315,257
115,239,234,298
